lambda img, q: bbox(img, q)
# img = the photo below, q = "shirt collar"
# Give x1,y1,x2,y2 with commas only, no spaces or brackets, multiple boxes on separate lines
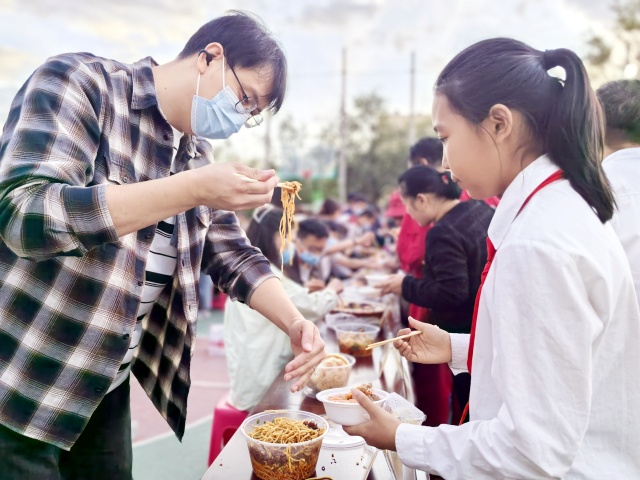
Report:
131,56,160,110
603,147,640,165
488,154,564,250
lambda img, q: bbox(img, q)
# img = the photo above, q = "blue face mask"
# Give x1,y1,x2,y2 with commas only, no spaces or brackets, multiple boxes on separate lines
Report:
282,247,295,266
299,251,321,266
190,56,249,139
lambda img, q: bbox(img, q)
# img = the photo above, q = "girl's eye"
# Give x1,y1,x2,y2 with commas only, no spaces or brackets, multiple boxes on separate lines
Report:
438,137,447,144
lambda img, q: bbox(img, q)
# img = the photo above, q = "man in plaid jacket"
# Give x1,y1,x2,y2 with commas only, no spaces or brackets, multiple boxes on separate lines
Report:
0,11,325,479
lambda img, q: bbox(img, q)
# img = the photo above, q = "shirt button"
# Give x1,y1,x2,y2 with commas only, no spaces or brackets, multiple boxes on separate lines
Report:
95,386,105,394
145,233,152,239
122,333,130,340
163,133,170,141
122,176,129,183
137,280,143,286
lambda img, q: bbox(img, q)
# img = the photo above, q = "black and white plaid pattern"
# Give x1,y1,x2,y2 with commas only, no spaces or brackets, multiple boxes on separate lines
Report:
0,53,274,449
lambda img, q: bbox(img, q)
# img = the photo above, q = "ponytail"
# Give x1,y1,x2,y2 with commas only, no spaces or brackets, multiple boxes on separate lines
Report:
398,166,461,200
435,38,615,223
542,49,614,222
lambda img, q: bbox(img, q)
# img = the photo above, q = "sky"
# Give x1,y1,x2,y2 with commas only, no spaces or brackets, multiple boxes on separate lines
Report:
0,0,618,165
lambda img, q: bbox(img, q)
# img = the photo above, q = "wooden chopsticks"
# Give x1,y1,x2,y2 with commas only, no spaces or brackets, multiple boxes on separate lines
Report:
365,330,422,350
233,171,288,189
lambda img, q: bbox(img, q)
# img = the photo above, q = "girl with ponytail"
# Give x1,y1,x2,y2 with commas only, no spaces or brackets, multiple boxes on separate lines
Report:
344,38,640,478
377,165,493,420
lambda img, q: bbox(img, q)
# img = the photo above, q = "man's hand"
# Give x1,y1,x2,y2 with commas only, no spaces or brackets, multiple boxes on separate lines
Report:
191,162,278,211
343,389,401,450
283,319,326,392
394,316,452,365
376,272,405,296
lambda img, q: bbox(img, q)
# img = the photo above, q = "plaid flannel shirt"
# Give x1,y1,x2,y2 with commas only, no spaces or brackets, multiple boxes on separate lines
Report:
0,53,274,450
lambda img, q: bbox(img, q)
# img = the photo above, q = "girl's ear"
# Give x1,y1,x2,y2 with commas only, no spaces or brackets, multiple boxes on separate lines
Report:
415,193,429,209
482,103,514,143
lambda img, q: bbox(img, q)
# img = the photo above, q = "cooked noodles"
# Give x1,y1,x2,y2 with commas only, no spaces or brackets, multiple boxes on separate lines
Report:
248,417,324,444
279,181,302,271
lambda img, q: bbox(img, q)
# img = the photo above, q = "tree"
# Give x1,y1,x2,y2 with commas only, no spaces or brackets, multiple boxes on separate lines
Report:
313,92,433,205
585,0,640,82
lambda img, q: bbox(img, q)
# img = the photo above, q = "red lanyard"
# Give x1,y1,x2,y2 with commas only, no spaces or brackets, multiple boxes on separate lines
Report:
460,170,564,425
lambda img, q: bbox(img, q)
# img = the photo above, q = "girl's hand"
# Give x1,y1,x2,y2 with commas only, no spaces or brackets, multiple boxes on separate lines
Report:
394,316,452,364
342,388,401,450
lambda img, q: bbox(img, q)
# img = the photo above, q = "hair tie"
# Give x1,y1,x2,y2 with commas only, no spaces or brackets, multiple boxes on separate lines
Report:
441,173,450,184
542,49,555,71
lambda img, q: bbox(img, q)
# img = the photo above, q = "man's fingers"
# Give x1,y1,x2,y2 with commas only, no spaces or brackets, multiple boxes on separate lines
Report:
238,175,279,195
284,349,325,381
235,163,276,181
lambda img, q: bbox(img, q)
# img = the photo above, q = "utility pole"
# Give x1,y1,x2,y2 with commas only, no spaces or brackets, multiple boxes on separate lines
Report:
408,51,416,146
338,47,348,204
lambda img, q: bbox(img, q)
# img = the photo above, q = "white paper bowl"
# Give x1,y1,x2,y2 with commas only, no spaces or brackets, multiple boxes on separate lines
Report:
316,387,389,426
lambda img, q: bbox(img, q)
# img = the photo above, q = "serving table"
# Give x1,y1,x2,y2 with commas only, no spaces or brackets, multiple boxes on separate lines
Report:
202,297,428,480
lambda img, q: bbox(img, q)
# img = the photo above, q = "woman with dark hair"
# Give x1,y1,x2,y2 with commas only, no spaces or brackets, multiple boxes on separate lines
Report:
224,206,342,411
344,38,640,478
377,166,493,423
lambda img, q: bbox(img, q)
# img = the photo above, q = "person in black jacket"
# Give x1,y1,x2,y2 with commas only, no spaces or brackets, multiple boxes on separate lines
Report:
377,165,493,414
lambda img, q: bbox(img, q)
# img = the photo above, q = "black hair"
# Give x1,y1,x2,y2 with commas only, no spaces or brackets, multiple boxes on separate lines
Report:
179,10,287,113
246,205,283,265
324,220,348,238
358,207,378,219
596,79,640,144
409,137,444,167
398,166,461,200
297,218,329,240
319,198,341,216
347,192,368,203
435,37,614,223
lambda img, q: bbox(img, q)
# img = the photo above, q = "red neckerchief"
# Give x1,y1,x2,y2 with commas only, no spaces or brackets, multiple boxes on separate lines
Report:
459,170,564,425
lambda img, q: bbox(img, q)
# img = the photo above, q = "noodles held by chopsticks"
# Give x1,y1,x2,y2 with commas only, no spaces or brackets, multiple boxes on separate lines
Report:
279,181,302,271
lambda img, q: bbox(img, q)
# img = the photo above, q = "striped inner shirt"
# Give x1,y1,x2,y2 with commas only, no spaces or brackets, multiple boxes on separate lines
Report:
108,217,177,392
109,130,181,392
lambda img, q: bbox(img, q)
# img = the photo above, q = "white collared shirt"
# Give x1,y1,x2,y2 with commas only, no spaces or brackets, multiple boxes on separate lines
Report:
603,147,640,308
396,155,640,478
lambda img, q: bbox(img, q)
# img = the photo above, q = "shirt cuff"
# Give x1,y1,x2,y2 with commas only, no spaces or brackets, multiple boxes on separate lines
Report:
61,184,119,254
449,333,469,375
396,423,428,470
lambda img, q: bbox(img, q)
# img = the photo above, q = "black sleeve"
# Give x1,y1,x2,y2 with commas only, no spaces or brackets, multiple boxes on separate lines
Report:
401,226,470,309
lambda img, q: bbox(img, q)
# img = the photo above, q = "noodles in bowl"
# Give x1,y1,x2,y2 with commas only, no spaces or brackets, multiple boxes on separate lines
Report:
241,410,328,480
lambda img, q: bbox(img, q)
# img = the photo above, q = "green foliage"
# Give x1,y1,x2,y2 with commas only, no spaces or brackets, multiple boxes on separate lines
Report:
316,92,432,204
586,34,612,66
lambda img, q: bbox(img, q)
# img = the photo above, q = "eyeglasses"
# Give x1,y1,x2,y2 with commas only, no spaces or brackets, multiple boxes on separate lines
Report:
228,63,263,128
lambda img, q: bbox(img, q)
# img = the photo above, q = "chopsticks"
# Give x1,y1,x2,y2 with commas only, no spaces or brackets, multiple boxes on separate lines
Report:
233,171,289,189
365,330,422,350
